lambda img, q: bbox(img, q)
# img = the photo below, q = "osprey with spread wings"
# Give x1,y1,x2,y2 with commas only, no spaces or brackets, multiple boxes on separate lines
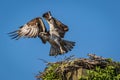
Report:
9,11,75,56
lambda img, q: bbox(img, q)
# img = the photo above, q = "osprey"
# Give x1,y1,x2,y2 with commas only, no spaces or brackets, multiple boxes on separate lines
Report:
9,11,75,56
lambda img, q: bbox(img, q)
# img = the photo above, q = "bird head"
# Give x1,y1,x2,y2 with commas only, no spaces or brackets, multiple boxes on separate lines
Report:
42,11,52,21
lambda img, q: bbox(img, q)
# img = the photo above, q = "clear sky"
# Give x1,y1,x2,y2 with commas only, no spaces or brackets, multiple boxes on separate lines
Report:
0,0,120,80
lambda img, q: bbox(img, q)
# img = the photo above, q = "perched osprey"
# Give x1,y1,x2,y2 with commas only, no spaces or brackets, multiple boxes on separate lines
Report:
9,11,75,56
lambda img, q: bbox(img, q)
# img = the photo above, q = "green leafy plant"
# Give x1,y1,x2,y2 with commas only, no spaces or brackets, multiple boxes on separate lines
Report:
37,63,63,80
80,66,120,80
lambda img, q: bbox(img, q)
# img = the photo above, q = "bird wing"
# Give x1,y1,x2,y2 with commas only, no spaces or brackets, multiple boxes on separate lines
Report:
42,11,69,38
8,17,47,43
53,18,69,38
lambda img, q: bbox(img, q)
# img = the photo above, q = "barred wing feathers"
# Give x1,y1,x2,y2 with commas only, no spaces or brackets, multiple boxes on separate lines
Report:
53,18,69,38
8,17,47,43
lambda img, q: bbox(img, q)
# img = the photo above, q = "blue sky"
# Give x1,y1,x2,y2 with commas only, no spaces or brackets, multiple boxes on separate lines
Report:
0,0,120,80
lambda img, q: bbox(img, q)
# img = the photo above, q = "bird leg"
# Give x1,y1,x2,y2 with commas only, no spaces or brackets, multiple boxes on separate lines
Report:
54,39,66,54
60,47,66,53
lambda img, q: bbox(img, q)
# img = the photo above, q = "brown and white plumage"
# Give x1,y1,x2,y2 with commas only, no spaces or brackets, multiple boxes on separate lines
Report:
42,11,69,38
8,17,47,43
42,11,75,56
9,11,75,56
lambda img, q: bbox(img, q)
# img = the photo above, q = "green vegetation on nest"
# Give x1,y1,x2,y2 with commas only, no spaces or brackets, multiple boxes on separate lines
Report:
36,54,120,80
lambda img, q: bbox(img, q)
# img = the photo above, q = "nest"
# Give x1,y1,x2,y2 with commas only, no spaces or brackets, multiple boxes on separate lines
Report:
36,54,120,80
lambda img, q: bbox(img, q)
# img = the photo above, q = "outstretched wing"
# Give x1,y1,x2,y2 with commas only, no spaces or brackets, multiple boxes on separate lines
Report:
8,17,47,43
42,11,69,38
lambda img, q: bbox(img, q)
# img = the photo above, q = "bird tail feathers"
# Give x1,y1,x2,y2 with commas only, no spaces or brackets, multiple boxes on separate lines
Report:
61,40,75,52
49,45,60,56
49,40,75,56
